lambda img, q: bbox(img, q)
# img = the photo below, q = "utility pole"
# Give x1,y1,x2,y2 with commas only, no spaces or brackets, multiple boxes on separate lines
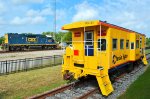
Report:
53,0,56,40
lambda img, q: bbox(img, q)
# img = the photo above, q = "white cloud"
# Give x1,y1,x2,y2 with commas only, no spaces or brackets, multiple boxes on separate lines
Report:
12,0,44,5
72,1,99,22
26,7,53,17
26,9,40,17
40,7,53,16
31,16,45,24
10,16,45,25
56,9,66,21
10,16,28,25
10,4,53,26
71,0,150,37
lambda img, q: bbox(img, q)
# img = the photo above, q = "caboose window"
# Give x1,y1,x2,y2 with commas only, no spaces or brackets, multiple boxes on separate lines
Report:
85,31,93,45
126,40,129,49
131,42,134,49
136,40,139,48
98,39,106,51
120,39,124,49
113,39,117,50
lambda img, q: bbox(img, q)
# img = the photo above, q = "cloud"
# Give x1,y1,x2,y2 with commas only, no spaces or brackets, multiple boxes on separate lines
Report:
12,0,44,5
40,7,53,16
91,0,150,35
10,16,45,25
11,5,53,25
56,9,66,21
71,0,150,37
72,1,99,22
31,16,45,24
26,9,40,17
10,17,25,25
26,7,53,17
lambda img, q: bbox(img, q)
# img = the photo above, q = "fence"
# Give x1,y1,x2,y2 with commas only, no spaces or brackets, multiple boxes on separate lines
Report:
0,55,62,75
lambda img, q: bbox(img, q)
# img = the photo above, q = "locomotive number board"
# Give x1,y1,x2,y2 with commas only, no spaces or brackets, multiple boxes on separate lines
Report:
27,38,37,42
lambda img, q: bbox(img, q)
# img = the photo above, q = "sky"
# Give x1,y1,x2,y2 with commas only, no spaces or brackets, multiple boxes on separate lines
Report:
0,0,150,37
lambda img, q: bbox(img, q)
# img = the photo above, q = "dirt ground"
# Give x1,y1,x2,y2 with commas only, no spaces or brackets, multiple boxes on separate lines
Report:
0,50,64,61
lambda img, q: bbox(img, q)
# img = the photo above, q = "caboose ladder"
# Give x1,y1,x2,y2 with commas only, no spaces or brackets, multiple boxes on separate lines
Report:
96,70,114,96
142,54,148,65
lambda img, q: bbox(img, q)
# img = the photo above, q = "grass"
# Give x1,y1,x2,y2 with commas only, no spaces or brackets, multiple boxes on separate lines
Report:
0,65,67,99
146,49,150,54
118,65,150,99
0,46,2,50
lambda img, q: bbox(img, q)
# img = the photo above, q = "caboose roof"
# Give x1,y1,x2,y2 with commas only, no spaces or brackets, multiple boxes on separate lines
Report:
62,20,145,36
62,20,99,30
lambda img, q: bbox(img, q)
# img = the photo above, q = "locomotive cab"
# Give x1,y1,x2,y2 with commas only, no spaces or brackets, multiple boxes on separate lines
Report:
61,20,147,96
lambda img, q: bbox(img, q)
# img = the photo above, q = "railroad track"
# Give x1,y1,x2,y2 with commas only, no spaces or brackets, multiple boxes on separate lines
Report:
29,79,98,99
0,49,61,54
146,53,150,60
28,55,150,99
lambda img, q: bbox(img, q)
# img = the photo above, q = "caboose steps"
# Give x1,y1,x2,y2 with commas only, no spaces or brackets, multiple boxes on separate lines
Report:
96,73,114,96
142,55,148,65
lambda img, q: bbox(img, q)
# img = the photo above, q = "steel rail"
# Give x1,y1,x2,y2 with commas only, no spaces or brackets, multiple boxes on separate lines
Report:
28,81,80,99
77,88,98,99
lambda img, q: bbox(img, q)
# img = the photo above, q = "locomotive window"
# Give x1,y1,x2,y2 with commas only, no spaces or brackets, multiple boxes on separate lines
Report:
136,40,139,48
126,40,129,49
113,39,117,50
131,42,134,49
98,39,106,51
120,39,124,49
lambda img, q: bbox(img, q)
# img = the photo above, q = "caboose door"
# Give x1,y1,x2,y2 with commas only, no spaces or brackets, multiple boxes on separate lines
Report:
84,31,94,56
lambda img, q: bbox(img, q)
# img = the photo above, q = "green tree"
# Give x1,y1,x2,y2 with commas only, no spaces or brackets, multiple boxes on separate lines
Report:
42,31,72,43
0,36,4,44
146,38,150,47
55,32,65,43
42,31,54,36
62,32,72,44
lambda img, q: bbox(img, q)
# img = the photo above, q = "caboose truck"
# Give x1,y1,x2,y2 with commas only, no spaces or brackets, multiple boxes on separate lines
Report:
61,20,148,96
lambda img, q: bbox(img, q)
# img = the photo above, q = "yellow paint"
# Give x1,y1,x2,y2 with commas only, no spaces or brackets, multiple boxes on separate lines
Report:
8,44,56,46
4,34,8,43
61,20,147,96
62,20,99,30
27,38,37,42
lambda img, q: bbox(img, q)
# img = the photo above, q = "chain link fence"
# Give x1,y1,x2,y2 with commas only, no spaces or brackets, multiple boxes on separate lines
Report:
0,55,62,75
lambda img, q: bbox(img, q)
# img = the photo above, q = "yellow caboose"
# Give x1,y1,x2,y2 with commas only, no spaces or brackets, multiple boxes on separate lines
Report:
61,20,148,96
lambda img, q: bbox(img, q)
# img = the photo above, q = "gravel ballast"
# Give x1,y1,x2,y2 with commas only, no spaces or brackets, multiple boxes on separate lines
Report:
46,64,147,99
0,50,63,61
88,65,147,99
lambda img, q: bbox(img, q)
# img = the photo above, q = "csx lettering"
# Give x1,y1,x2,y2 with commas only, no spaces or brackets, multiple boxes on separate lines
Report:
27,38,37,42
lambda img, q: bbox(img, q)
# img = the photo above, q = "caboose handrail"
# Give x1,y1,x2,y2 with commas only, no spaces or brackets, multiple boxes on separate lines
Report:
64,41,103,43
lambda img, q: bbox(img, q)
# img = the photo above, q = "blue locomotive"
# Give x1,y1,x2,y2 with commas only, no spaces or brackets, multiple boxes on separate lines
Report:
2,33,57,51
